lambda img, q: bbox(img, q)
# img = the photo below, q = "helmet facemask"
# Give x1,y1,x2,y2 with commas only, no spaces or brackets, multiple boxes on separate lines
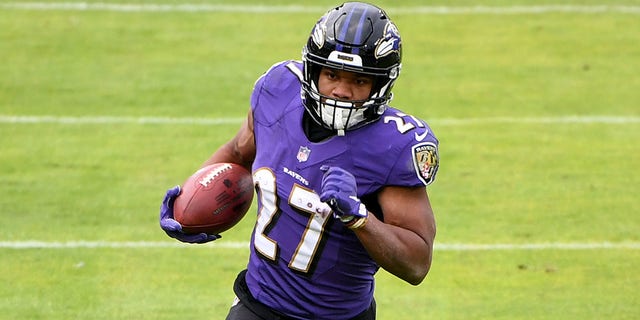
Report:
302,59,396,135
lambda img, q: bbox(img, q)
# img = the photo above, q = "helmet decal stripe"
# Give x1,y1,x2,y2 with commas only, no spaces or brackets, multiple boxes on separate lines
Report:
351,7,370,55
336,4,368,53
335,6,355,52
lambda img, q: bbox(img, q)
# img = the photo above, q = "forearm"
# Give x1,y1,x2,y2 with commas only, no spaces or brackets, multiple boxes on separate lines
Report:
318,170,435,284
354,213,433,285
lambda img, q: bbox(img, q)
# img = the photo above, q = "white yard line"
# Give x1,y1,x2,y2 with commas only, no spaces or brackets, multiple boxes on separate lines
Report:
433,115,640,125
436,242,640,250
0,240,249,249
1,240,638,250
1,3,640,15
0,115,245,125
1,115,638,125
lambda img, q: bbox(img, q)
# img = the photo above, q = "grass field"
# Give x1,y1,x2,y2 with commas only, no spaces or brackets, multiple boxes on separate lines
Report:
1,1,639,319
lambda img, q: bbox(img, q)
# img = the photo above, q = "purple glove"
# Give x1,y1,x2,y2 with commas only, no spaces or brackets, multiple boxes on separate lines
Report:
319,166,368,229
159,186,220,243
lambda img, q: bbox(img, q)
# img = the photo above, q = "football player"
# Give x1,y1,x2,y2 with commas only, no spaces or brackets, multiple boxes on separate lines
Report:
160,2,440,319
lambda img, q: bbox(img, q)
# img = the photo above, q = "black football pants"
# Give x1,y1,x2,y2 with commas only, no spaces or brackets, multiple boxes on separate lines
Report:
224,269,376,320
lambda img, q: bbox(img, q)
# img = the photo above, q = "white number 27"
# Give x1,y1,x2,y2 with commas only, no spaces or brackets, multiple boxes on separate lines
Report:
252,168,332,273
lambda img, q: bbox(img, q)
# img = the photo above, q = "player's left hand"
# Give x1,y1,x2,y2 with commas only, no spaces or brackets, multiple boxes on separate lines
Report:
319,166,368,229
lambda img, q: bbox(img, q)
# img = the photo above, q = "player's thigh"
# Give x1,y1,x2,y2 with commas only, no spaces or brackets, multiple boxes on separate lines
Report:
225,300,264,320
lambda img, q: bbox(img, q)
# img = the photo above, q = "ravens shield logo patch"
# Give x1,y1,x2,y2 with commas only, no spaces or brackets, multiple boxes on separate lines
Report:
412,142,439,185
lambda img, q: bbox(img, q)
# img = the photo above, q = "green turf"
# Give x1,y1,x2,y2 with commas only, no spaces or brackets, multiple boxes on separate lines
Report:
1,1,639,319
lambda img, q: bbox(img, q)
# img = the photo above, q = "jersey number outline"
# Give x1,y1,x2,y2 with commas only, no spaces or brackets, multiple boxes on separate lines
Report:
253,168,332,273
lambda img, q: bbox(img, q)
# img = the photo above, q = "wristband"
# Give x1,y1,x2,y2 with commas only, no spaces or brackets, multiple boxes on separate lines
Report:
339,203,369,229
342,216,368,229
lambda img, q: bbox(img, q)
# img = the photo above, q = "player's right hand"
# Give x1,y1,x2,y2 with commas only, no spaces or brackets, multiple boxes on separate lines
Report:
159,186,220,244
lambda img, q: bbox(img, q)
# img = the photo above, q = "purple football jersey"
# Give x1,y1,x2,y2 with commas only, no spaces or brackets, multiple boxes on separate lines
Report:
244,61,439,319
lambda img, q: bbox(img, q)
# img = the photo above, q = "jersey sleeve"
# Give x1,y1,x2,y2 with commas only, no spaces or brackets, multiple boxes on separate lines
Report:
387,126,440,187
250,60,302,127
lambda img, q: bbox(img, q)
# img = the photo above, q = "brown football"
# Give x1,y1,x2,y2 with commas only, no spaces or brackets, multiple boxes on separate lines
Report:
173,163,254,235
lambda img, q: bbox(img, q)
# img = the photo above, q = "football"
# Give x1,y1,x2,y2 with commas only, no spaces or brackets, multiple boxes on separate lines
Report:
173,163,254,235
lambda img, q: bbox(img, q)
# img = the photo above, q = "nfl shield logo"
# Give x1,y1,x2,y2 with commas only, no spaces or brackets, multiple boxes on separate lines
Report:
297,146,311,162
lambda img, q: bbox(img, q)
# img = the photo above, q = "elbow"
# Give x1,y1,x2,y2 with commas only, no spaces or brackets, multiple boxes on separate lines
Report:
406,237,435,285
406,265,430,286
406,277,424,286
403,258,432,286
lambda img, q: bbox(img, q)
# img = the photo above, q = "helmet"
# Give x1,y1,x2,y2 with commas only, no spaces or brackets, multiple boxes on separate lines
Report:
302,2,402,134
